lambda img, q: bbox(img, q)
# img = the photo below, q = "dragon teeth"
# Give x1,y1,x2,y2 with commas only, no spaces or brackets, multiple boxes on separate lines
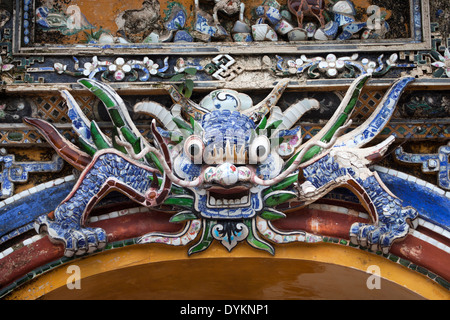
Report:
207,193,251,208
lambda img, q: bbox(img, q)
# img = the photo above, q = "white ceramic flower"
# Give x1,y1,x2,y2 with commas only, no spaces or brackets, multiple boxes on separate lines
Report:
318,54,345,77
82,56,99,76
286,58,304,74
360,58,377,74
144,58,159,75
82,62,95,76
109,57,132,81
431,47,450,78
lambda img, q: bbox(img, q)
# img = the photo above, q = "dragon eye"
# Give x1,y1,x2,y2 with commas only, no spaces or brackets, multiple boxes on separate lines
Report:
249,136,270,164
184,136,204,163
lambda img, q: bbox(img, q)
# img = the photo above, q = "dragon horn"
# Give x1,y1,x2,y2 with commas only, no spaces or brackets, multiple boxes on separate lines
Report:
23,117,91,171
167,85,209,121
242,79,290,123
334,76,415,148
285,73,371,168
78,78,163,170
78,78,141,138
60,90,95,147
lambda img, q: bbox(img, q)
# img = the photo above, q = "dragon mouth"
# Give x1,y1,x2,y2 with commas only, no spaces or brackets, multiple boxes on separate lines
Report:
206,185,251,208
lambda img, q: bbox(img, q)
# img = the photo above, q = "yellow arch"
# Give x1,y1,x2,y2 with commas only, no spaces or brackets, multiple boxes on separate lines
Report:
6,241,449,300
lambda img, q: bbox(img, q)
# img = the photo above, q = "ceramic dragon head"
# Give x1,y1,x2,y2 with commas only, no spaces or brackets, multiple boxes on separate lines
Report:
26,74,419,257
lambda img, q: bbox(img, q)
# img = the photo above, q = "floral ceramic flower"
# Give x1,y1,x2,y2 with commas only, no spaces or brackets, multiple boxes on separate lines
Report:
144,58,159,75
109,57,132,81
431,47,450,78
286,58,306,74
318,54,345,77
82,56,99,77
147,60,159,75
360,58,377,74
174,58,186,73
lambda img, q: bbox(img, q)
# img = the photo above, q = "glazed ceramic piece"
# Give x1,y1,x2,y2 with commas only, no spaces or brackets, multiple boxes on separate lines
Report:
334,12,355,26
232,20,251,34
287,28,307,41
304,22,316,38
142,32,159,43
332,0,356,15
343,22,367,34
336,21,367,41
194,0,217,40
164,6,187,31
232,32,252,42
274,19,294,35
173,30,193,42
314,27,328,41
322,20,339,39
256,5,282,26
252,24,278,41
199,89,253,112
98,33,115,44
232,5,251,35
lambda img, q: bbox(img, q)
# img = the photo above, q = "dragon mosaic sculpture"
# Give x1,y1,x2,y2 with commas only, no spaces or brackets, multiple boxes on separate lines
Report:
24,74,419,257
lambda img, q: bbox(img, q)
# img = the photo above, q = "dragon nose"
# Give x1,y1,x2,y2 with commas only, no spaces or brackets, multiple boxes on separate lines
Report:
204,163,251,186
216,163,239,186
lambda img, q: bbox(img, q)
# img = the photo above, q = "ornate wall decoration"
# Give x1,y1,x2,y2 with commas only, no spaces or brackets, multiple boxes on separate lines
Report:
21,74,419,257
274,53,416,78
0,0,449,299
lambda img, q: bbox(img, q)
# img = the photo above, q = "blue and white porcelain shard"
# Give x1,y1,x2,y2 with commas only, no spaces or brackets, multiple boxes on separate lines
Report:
323,20,339,39
61,90,94,147
173,30,193,42
164,7,187,31
332,0,357,16
232,20,251,34
195,12,216,38
334,13,356,26
343,22,367,34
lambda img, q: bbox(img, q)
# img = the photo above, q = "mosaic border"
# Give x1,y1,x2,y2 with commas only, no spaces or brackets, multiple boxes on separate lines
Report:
12,0,432,55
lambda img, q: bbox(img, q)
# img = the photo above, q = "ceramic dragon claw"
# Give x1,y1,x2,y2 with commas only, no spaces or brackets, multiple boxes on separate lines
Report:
26,73,418,257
